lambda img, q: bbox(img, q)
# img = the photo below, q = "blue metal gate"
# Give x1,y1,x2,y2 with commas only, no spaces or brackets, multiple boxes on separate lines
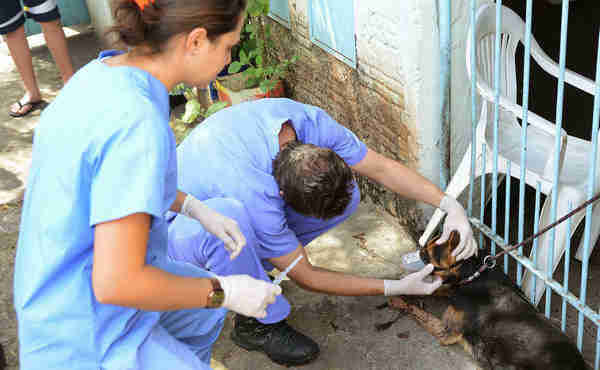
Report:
428,0,600,368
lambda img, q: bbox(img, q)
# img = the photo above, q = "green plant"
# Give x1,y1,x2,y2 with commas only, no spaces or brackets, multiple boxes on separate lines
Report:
172,84,228,124
227,0,298,93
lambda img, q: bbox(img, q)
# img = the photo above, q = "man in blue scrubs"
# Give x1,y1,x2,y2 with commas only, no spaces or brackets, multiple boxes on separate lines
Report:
168,98,477,366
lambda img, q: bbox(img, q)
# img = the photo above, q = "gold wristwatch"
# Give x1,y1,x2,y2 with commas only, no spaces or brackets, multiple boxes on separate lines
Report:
207,278,225,308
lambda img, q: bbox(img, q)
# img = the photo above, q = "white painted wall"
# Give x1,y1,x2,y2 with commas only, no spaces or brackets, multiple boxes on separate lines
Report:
353,0,491,220
357,0,440,220
85,0,114,41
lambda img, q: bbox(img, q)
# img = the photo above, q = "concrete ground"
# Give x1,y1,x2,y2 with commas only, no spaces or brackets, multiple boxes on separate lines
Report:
0,25,478,370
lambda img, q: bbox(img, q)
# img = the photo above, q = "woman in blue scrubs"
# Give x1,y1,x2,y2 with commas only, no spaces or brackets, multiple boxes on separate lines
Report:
13,1,281,369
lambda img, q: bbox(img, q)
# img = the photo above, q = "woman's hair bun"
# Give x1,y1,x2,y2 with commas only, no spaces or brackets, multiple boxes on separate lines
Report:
108,0,246,54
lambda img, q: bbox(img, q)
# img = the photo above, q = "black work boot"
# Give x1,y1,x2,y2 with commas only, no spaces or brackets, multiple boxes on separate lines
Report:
0,342,6,370
231,314,320,366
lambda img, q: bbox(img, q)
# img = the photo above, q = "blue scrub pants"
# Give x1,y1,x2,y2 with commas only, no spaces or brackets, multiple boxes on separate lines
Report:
140,251,228,369
167,186,360,324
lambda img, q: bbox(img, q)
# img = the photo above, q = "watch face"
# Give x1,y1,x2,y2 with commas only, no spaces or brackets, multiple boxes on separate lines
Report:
209,290,225,308
208,279,225,308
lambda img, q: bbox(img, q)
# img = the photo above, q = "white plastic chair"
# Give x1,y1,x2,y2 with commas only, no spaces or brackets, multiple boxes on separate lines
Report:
419,4,598,305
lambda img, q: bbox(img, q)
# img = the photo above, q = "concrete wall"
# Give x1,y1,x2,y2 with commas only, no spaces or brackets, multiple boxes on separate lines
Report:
85,0,115,45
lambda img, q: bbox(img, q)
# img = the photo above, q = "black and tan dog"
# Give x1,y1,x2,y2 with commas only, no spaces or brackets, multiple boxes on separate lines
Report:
390,231,587,370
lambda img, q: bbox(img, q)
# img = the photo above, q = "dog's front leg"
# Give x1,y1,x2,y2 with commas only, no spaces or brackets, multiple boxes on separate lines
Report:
389,297,463,346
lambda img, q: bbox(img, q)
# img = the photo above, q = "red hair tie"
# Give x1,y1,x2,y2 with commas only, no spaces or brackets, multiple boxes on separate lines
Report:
133,0,154,10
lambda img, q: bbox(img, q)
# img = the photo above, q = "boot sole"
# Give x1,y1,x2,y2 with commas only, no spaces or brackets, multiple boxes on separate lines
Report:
231,331,320,366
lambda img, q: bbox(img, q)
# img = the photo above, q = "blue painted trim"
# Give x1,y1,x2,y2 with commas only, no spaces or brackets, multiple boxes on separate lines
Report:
308,0,356,68
269,0,290,28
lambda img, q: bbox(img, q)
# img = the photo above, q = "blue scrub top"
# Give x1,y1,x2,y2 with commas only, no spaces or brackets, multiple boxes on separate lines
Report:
175,98,367,259
14,50,177,369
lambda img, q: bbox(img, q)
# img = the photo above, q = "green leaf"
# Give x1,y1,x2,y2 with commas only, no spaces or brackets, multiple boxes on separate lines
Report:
256,55,263,67
204,101,229,117
170,83,187,95
228,61,243,74
259,79,276,93
248,6,262,17
248,49,258,61
246,76,260,88
183,87,196,101
254,67,265,77
239,50,250,65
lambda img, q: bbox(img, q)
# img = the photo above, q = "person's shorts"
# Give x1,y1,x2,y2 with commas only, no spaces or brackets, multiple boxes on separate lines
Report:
0,0,61,35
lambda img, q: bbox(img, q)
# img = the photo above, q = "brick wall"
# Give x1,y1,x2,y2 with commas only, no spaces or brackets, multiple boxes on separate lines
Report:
267,6,423,237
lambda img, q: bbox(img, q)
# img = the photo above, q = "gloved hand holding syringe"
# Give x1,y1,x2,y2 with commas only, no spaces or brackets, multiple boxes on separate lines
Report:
273,255,304,285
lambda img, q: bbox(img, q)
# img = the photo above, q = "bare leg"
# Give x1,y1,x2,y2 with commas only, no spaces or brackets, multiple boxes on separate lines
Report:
40,19,74,83
3,24,42,114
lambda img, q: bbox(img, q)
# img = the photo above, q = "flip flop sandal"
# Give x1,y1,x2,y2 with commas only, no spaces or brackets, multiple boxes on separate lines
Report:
9,100,44,118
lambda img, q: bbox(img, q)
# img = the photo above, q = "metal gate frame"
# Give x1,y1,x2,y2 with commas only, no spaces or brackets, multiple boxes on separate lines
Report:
447,0,600,368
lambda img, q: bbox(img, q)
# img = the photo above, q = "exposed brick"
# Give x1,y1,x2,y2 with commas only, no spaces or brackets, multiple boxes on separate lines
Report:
267,12,422,234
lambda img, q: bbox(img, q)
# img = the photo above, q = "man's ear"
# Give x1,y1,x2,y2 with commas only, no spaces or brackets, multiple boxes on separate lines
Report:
185,27,209,55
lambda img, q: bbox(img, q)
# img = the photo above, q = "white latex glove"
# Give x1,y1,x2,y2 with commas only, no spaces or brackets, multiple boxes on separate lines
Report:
181,194,246,259
216,275,282,318
438,195,478,261
383,264,443,296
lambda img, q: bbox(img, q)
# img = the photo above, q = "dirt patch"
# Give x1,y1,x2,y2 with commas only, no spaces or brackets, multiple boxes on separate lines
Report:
0,201,21,369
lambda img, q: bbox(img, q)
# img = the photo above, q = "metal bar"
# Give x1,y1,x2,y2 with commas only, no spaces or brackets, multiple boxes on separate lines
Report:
438,0,451,190
470,218,600,326
518,0,533,266
480,143,487,249
546,0,570,320
594,326,600,370
491,0,503,257
531,182,541,295
578,28,600,352
561,202,572,333
504,160,511,274
468,0,477,217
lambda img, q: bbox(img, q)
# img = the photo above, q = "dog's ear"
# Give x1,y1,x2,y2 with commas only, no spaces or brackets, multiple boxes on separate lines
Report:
423,231,462,283
423,231,461,268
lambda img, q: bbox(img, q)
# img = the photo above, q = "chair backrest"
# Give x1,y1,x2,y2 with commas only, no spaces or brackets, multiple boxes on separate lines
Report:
466,4,596,118
466,4,571,184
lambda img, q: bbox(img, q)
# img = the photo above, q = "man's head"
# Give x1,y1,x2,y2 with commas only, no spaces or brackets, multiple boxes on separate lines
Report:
273,141,354,219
